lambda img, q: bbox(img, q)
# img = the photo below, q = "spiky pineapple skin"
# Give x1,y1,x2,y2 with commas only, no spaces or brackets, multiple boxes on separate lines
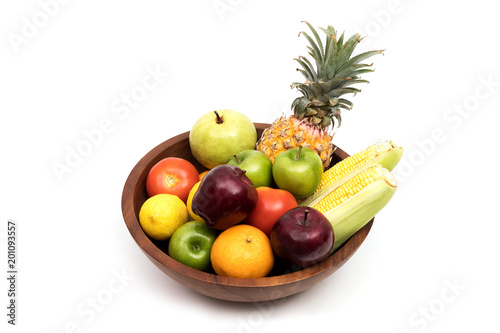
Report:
256,115,334,169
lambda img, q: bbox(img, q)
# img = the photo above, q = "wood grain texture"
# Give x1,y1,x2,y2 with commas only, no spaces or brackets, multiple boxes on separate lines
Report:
121,123,373,302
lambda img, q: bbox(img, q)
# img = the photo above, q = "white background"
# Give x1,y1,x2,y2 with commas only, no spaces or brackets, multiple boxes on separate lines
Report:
1,0,499,332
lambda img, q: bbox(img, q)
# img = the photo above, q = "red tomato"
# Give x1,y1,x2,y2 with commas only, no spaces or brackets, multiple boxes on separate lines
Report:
146,157,199,202
246,187,298,236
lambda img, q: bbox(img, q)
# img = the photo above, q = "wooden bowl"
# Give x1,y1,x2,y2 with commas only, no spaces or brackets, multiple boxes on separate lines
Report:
121,123,373,302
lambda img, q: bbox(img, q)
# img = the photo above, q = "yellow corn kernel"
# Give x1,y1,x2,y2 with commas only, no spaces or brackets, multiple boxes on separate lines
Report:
312,165,393,214
315,140,402,193
299,141,402,208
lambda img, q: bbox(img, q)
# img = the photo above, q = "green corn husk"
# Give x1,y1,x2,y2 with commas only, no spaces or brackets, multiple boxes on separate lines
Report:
306,164,397,252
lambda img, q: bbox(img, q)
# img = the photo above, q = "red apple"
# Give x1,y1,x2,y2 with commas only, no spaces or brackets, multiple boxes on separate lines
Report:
191,164,258,230
270,206,334,268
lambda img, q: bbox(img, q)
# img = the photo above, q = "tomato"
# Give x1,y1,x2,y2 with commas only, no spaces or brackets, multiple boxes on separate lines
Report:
146,157,200,202
246,187,298,236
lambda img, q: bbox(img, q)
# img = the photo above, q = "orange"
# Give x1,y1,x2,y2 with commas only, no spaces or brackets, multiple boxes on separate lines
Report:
210,224,274,278
199,170,209,181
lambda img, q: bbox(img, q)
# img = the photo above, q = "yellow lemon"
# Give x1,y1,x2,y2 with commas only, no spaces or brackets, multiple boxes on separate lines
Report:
187,181,204,222
139,194,188,241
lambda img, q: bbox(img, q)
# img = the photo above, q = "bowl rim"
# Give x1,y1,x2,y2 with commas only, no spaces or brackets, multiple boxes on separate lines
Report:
121,123,373,288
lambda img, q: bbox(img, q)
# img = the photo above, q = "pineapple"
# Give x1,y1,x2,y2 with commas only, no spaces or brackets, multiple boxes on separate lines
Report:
257,22,383,168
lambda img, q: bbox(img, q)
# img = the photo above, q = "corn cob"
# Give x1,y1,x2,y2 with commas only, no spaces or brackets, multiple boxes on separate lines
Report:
300,140,402,207
303,164,397,252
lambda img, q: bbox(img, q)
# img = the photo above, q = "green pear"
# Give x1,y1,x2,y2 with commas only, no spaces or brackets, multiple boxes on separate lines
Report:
189,110,257,169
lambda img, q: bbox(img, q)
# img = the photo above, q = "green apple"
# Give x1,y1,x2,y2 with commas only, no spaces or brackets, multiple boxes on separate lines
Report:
272,146,323,198
227,150,273,188
189,110,257,169
168,221,218,271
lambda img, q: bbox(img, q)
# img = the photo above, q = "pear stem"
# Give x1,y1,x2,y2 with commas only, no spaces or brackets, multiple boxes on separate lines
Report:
295,145,303,160
214,111,223,124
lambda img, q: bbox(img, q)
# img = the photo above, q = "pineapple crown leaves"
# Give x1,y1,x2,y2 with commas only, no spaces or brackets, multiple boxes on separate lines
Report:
291,21,384,128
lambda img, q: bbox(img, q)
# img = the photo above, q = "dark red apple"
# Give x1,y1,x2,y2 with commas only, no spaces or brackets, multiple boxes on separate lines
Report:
270,206,334,268
192,164,258,230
